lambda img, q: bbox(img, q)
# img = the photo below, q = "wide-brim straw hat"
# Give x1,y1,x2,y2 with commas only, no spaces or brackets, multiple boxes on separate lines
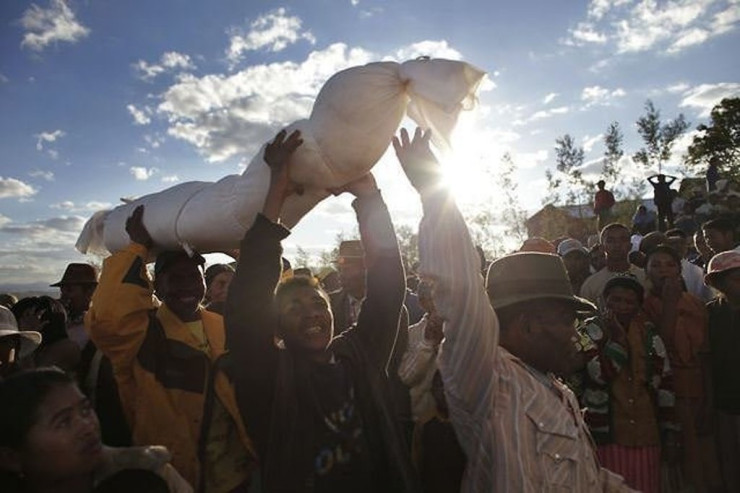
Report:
486,252,595,312
0,306,42,358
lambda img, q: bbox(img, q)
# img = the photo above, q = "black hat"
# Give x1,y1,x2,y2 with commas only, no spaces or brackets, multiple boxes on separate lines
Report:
154,250,205,278
50,263,98,287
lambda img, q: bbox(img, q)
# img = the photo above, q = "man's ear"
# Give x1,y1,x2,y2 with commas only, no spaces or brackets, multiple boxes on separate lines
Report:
0,446,22,475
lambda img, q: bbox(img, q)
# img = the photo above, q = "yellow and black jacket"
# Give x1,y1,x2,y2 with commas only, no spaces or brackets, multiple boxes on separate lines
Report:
85,243,255,490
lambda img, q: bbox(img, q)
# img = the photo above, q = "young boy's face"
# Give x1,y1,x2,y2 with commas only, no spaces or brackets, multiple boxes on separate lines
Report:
605,286,641,326
278,285,334,355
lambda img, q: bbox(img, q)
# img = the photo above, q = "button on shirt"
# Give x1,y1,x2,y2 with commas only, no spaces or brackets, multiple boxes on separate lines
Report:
417,191,635,492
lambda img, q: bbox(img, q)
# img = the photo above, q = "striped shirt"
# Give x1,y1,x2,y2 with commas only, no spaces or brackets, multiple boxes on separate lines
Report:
417,190,635,492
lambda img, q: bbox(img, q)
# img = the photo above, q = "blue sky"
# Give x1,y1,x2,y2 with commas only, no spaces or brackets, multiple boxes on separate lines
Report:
1,0,739,289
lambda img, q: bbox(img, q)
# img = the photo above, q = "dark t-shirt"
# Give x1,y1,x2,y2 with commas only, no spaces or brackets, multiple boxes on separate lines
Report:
309,359,372,493
707,297,740,414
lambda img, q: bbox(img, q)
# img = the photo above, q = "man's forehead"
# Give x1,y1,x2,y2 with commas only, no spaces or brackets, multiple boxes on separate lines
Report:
162,258,204,274
281,285,326,303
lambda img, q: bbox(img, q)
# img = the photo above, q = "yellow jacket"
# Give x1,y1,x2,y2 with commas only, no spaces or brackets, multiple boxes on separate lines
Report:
85,243,255,489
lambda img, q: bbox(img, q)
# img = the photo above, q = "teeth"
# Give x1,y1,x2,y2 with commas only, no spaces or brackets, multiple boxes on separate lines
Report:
305,326,322,334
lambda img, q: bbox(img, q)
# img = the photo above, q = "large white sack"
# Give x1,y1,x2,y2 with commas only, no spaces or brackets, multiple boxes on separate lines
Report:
76,58,485,257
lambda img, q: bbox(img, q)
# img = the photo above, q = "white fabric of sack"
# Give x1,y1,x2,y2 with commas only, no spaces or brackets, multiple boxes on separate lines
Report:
76,58,485,257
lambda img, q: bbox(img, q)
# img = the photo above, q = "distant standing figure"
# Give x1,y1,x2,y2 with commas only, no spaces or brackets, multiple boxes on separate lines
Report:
594,180,616,231
647,174,677,231
632,205,656,235
50,263,99,350
706,156,720,192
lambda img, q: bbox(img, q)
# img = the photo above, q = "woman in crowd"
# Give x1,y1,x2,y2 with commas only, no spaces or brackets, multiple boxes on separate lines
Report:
0,367,191,493
203,263,235,315
575,275,677,493
642,245,721,492
11,296,80,372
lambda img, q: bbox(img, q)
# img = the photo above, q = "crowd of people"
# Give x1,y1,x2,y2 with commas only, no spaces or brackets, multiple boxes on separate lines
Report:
0,126,738,493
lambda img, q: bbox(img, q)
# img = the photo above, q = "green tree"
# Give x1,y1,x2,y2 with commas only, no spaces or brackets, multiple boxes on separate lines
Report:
496,152,529,244
685,97,740,183
600,121,624,195
550,134,592,215
395,224,419,269
633,100,689,174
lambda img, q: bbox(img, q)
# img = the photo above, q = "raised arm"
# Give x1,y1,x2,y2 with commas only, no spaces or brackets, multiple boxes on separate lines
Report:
85,205,157,371
332,173,406,368
224,130,301,448
394,127,498,421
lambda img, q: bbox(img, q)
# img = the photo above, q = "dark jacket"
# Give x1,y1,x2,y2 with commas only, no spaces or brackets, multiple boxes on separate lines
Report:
225,193,419,492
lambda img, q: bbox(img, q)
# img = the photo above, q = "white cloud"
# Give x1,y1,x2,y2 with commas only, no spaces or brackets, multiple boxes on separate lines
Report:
392,40,463,61
133,51,195,81
666,82,690,93
161,52,195,70
20,0,90,52
161,175,180,183
350,0,360,5
226,8,316,67
29,170,55,181
126,104,152,125
543,92,559,104
0,177,37,199
35,129,65,151
130,166,158,181
513,149,549,169
158,42,373,162
581,85,626,106
50,200,112,212
567,22,608,45
583,133,604,153
0,215,86,244
144,134,165,149
565,0,739,55
0,74,8,84
679,82,740,116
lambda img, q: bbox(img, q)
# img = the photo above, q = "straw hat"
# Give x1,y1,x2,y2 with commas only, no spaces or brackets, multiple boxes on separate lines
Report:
0,306,42,358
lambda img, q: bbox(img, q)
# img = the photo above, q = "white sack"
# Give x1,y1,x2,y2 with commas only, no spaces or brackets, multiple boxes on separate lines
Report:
76,58,485,257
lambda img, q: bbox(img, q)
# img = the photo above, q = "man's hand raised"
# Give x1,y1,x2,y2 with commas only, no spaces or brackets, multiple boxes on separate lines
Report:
125,205,154,249
392,127,443,195
264,129,304,199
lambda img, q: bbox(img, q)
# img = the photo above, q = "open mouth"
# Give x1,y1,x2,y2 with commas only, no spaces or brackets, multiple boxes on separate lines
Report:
305,326,324,335
80,436,103,456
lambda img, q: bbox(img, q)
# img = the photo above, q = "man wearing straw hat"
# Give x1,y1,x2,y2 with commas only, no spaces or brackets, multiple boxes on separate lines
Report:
394,127,633,492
